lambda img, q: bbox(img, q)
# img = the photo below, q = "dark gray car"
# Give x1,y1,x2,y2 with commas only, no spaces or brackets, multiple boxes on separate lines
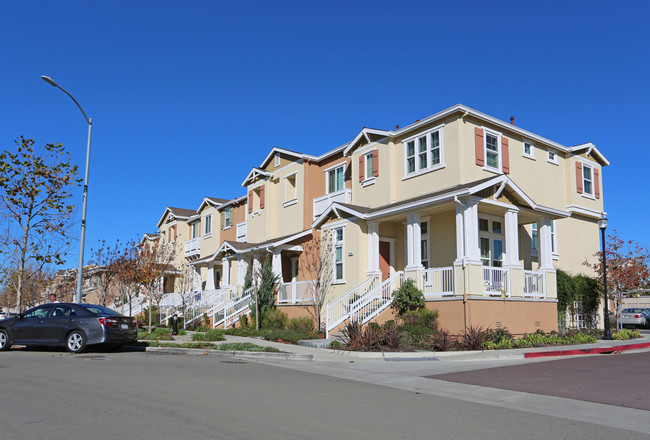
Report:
0,303,137,353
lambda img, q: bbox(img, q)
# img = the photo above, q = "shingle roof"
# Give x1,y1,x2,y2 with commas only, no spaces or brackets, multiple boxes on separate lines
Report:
168,207,196,218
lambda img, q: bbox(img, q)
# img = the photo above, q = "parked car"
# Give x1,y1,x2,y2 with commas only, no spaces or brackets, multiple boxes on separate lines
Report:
0,303,137,353
0,311,7,320
619,307,650,329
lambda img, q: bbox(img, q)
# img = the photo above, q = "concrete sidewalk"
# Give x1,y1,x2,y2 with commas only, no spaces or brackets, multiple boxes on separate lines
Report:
146,330,650,362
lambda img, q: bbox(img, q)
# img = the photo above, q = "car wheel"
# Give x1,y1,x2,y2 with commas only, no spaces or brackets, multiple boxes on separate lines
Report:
0,329,9,351
66,331,86,353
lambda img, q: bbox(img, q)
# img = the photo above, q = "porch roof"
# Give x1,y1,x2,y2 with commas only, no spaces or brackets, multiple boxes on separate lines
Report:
312,175,570,228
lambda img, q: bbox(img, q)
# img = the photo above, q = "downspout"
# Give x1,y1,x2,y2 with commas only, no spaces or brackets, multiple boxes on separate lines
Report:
454,196,468,334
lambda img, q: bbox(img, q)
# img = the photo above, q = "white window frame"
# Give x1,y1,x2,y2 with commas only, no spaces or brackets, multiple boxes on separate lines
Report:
191,222,200,239
365,152,374,179
284,172,298,207
547,149,559,165
420,220,430,269
523,141,535,160
224,209,231,228
531,220,559,259
402,125,444,179
483,129,502,172
204,214,212,237
332,227,345,284
582,163,594,197
275,154,281,167
325,162,345,194
479,214,504,267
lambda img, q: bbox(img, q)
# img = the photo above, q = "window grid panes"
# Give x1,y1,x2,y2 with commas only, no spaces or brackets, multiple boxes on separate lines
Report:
485,133,499,169
328,166,345,194
365,152,373,178
333,228,344,281
405,129,442,176
583,165,593,195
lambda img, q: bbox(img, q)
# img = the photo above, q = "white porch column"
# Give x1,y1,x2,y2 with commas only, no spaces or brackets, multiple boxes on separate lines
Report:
205,264,216,290
503,209,521,267
405,213,422,270
222,258,231,287
539,217,554,270
367,222,380,273
191,266,201,292
454,200,465,264
252,255,262,286
463,198,481,264
237,257,248,285
272,250,282,279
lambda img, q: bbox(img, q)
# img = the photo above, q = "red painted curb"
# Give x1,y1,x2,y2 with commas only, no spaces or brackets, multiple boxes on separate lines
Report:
524,342,650,358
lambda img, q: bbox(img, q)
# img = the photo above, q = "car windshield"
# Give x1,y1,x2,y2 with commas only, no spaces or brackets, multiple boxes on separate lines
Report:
80,304,122,316
622,308,644,313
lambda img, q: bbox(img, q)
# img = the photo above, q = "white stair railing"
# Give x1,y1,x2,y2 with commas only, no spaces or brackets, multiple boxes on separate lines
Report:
421,267,454,297
350,272,405,325
222,287,255,328
183,289,225,328
325,275,379,338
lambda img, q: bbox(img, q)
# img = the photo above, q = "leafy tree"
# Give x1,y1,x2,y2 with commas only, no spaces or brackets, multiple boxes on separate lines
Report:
556,269,600,329
584,230,650,328
251,257,279,330
390,278,425,316
0,137,80,311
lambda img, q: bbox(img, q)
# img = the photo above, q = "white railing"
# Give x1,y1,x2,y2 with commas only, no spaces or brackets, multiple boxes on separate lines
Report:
523,270,546,298
325,274,379,337
116,295,147,317
222,287,255,328
483,266,510,297
313,188,352,220
277,280,315,304
184,288,229,328
421,267,454,297
184,237,201,257
350,272,405,325
159,292,184,324
236,221,247,242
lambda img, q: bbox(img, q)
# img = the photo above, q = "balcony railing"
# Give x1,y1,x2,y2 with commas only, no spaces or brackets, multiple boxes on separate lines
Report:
184,237,201,257
483,266,510,297
236,221,247,242
420,267,454,297
523,270,546,298
313,188,352,220
277,280,315,304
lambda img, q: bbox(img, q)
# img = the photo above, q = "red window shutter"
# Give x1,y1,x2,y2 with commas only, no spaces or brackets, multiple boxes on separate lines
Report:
260,185,265,209
359,155,364,182
594,168,600,199
501,137,510,174
372,150,379,177
474,127,484,166
248,190,253,213
575,162,583,194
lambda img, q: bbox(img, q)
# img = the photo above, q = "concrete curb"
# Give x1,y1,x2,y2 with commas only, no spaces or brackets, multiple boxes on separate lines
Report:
144,346,313,361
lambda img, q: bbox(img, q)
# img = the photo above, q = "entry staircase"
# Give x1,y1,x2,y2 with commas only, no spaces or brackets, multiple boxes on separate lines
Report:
325,271,405,338
211,286,255,328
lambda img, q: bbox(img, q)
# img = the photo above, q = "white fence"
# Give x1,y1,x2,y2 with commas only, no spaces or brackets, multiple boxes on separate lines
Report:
483,267,510,297
313,188,352,220
278,281,315,304
523,270,546,298
420,267,454,297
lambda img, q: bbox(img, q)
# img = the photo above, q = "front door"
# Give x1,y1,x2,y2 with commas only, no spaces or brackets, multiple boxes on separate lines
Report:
379,241,391,282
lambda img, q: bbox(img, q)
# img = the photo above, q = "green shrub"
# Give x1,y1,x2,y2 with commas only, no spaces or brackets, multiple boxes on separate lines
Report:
287,317,314,331
612,329,641,340
215,342,280,352
399,325,435,348
195,325,209,333
262,309,288,329
193,329,226,341
483,327,514,350
138,328,174,340
225,327,260,337
400,308,438,330
390,279,425,315
329,340,343,350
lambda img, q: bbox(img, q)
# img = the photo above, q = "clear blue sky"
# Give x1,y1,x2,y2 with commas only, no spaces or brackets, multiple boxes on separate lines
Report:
1,1,648,270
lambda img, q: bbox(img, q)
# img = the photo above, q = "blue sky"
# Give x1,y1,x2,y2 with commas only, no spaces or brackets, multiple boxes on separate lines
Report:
1,1,649,269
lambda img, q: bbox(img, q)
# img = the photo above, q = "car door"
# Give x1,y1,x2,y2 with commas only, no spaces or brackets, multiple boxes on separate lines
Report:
45,305,79,344
12,305,53,344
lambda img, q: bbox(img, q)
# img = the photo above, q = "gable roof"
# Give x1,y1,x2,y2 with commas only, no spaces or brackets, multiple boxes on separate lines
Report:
259,147,317,170
567,142,610,166
343,128,391,156
156,206,196,228
241,167,273,187
312,175,569,229
196,196,228,213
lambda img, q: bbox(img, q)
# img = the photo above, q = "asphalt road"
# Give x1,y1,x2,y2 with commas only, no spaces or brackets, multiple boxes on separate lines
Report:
0,349,646,440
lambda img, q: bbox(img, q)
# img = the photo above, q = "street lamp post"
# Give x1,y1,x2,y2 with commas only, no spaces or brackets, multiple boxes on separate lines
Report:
41,75,92,304
598,213,612,340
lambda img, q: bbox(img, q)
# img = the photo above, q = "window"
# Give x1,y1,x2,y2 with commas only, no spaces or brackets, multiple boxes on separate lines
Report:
327,165,345,194
275,154,281,167
479,216,503,267
582,164,594,196
365,152,373,178
532,221,557,254
224,208,232,228
191,222,200,239
485,132,500,170
404,128,443,176
548,150,558,164
284,173,297,204
333,227,344,282
420,221,429,268
523,142,535,159
204,214,212,236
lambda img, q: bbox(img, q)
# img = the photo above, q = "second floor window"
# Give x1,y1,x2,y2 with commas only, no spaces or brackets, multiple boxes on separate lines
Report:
327,165,345,194
485,132,500,170
582,164,593,196
204,214,212,235
191,222,199,239
404,128,443,176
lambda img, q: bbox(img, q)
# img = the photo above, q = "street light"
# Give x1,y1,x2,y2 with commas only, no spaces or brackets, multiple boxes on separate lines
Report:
598,212,612,340
41,75,93,304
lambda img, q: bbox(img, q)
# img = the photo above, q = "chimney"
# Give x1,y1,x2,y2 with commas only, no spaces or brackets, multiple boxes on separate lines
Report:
510,116,515,125
396,124,399,130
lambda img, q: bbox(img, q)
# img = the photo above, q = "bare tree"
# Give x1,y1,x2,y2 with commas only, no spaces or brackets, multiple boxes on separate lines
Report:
298,231,333,334
0,137,80,311
88,239,129,306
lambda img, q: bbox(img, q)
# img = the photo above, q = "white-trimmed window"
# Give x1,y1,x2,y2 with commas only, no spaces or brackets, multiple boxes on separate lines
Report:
223,208,232,228
420,220,429,268
191,222,200,239
582,164,594,196
284,173,297,205
548,150,558,164
365,152,374,178
532,221,557,255
479,216,503,267
333,227,344,282
275,154,281,167
404,127,443,177
204,214,212,236
327,164,345,194
484,131,501,170
523,142,535,159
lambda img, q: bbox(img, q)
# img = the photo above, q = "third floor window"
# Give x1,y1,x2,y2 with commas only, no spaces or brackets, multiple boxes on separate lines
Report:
327,165,345,194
